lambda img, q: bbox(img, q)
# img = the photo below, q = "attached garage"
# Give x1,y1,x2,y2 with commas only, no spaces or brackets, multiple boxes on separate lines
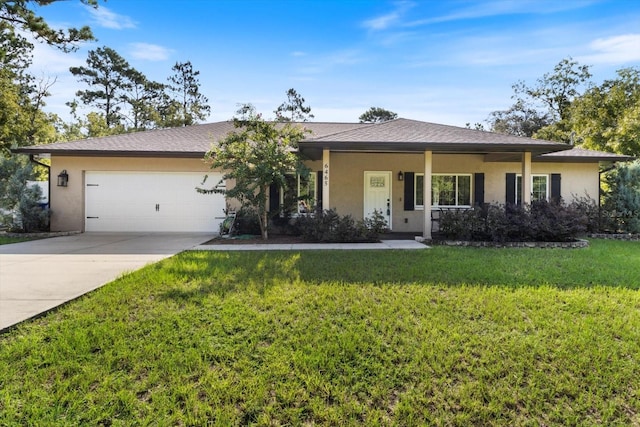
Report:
84,171,225,232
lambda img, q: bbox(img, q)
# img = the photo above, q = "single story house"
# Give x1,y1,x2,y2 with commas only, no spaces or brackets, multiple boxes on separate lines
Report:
14,118,630,239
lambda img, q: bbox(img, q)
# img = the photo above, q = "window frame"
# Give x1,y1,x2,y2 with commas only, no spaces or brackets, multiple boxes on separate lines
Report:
516,174,549,204
280,173,317,216
414,173,473,210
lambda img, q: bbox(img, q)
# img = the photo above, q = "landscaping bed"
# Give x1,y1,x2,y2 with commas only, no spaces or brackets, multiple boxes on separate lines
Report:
431,238,589,248
204,234,307,245
589,233,640,241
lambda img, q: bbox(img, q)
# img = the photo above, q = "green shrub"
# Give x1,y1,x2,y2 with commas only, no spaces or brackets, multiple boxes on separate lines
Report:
0,157,49,233
294,209,387,242
439,201,588,242
232,206,261,235
602,161,640,233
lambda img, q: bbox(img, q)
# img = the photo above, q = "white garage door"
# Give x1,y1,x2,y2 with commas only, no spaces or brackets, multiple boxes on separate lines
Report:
85,171,225,232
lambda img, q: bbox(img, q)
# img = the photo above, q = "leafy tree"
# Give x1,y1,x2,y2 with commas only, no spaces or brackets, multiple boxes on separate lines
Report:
515,57,592,122
566,67,640,156
126,69,168,131
200,104,309,239
486,99,551,137
166,61,210,127
465,122,486,131
487,58,591,141
602,160,640,233
0,0,96,52
0,19,33,74
69,46,135,128
0,156,49,232
359,107,398,123
0,21,56,154
61,100,126,138
274,88,314,122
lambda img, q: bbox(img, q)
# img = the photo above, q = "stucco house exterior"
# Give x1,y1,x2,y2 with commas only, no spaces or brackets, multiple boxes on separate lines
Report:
14,118,629,239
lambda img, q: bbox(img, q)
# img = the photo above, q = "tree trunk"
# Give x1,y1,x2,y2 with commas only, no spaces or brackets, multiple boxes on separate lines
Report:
258,192,269,240
260,208,268,240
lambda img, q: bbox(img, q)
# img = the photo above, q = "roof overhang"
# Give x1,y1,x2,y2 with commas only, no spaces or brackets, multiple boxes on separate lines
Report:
298,140,571,160
11,147,206,158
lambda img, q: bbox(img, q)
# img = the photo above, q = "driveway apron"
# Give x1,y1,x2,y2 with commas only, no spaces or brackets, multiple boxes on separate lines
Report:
0,233,213,331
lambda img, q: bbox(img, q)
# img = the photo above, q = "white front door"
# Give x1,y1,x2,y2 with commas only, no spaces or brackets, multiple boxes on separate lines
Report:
364,171,392,229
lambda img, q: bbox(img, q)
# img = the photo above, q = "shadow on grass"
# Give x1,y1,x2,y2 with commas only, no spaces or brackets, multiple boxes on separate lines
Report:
159,251,303,303
157,239,640,305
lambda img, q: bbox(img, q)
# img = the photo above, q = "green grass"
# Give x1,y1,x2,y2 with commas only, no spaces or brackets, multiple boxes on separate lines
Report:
1,239,640,425
0,235,35,245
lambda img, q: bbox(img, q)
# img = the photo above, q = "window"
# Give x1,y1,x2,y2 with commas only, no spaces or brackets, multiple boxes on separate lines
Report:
281,173,316,215
415,174,472,209
516,174,548,204
415,174,424,208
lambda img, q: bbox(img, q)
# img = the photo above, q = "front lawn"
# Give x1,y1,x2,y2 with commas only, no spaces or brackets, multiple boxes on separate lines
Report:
0,235,35,245
1,240,639,425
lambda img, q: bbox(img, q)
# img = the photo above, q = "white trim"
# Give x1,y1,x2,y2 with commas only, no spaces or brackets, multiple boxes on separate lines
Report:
364,171,392,230
516,174,549,202
415,173,473,209
415,173,425,210
279,173,317,216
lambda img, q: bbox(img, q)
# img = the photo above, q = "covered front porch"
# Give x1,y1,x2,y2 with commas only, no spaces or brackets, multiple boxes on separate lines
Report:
316,149,538,239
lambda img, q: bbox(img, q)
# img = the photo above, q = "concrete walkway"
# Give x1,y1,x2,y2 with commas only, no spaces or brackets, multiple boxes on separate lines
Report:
194,239,428,251
0,233,213,331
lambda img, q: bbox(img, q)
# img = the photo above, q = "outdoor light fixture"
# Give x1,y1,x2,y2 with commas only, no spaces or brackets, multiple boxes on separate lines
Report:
398,171,404,181
57,170,69,187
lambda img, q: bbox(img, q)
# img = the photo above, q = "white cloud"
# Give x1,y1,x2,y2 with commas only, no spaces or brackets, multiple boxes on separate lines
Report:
28,34,85,74
88,6,136,30
579,34,640,64
291,49,367,80
363,11,402,31
406,0,597,27
128,43,173,61
291,51,307,57
362,1,416,31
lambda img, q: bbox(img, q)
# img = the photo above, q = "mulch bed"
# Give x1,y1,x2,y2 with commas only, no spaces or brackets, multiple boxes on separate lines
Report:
203,234,307,245
204,232,420,245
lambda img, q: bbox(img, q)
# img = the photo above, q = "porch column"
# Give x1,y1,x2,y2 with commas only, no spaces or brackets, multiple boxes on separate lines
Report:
322,149,330,210
423,150,433,240
522,151,532,205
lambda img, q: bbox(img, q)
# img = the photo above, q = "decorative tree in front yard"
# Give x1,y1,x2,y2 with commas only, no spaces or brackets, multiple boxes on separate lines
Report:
602,160,640,233
200,105,309,239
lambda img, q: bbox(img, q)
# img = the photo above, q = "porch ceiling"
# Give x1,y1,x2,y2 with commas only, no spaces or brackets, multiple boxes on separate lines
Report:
298,141,572,161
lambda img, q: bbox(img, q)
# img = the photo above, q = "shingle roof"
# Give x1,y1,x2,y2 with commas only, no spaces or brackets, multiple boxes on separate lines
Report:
14,121,369,157
16,118,620,162
308,118,554,145
299,118,571,158
536,146,635,162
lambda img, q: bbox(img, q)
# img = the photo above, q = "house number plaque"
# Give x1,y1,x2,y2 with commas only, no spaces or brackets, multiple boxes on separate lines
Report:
324,163,329,187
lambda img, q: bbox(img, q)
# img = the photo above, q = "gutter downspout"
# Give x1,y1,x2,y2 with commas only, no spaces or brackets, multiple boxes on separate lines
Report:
29,154,51,231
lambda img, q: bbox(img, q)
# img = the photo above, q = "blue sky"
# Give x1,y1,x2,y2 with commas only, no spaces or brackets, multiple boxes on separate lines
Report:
31,0,640,127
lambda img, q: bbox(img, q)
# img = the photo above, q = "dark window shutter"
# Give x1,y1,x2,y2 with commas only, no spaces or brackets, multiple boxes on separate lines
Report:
474,173,485,206
269,183,280,213
404,172,415,211
506,173,516,205
551,173,561,202
317,171,323,211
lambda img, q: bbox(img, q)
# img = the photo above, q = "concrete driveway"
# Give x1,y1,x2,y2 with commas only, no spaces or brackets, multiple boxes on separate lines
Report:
0,232,213,332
